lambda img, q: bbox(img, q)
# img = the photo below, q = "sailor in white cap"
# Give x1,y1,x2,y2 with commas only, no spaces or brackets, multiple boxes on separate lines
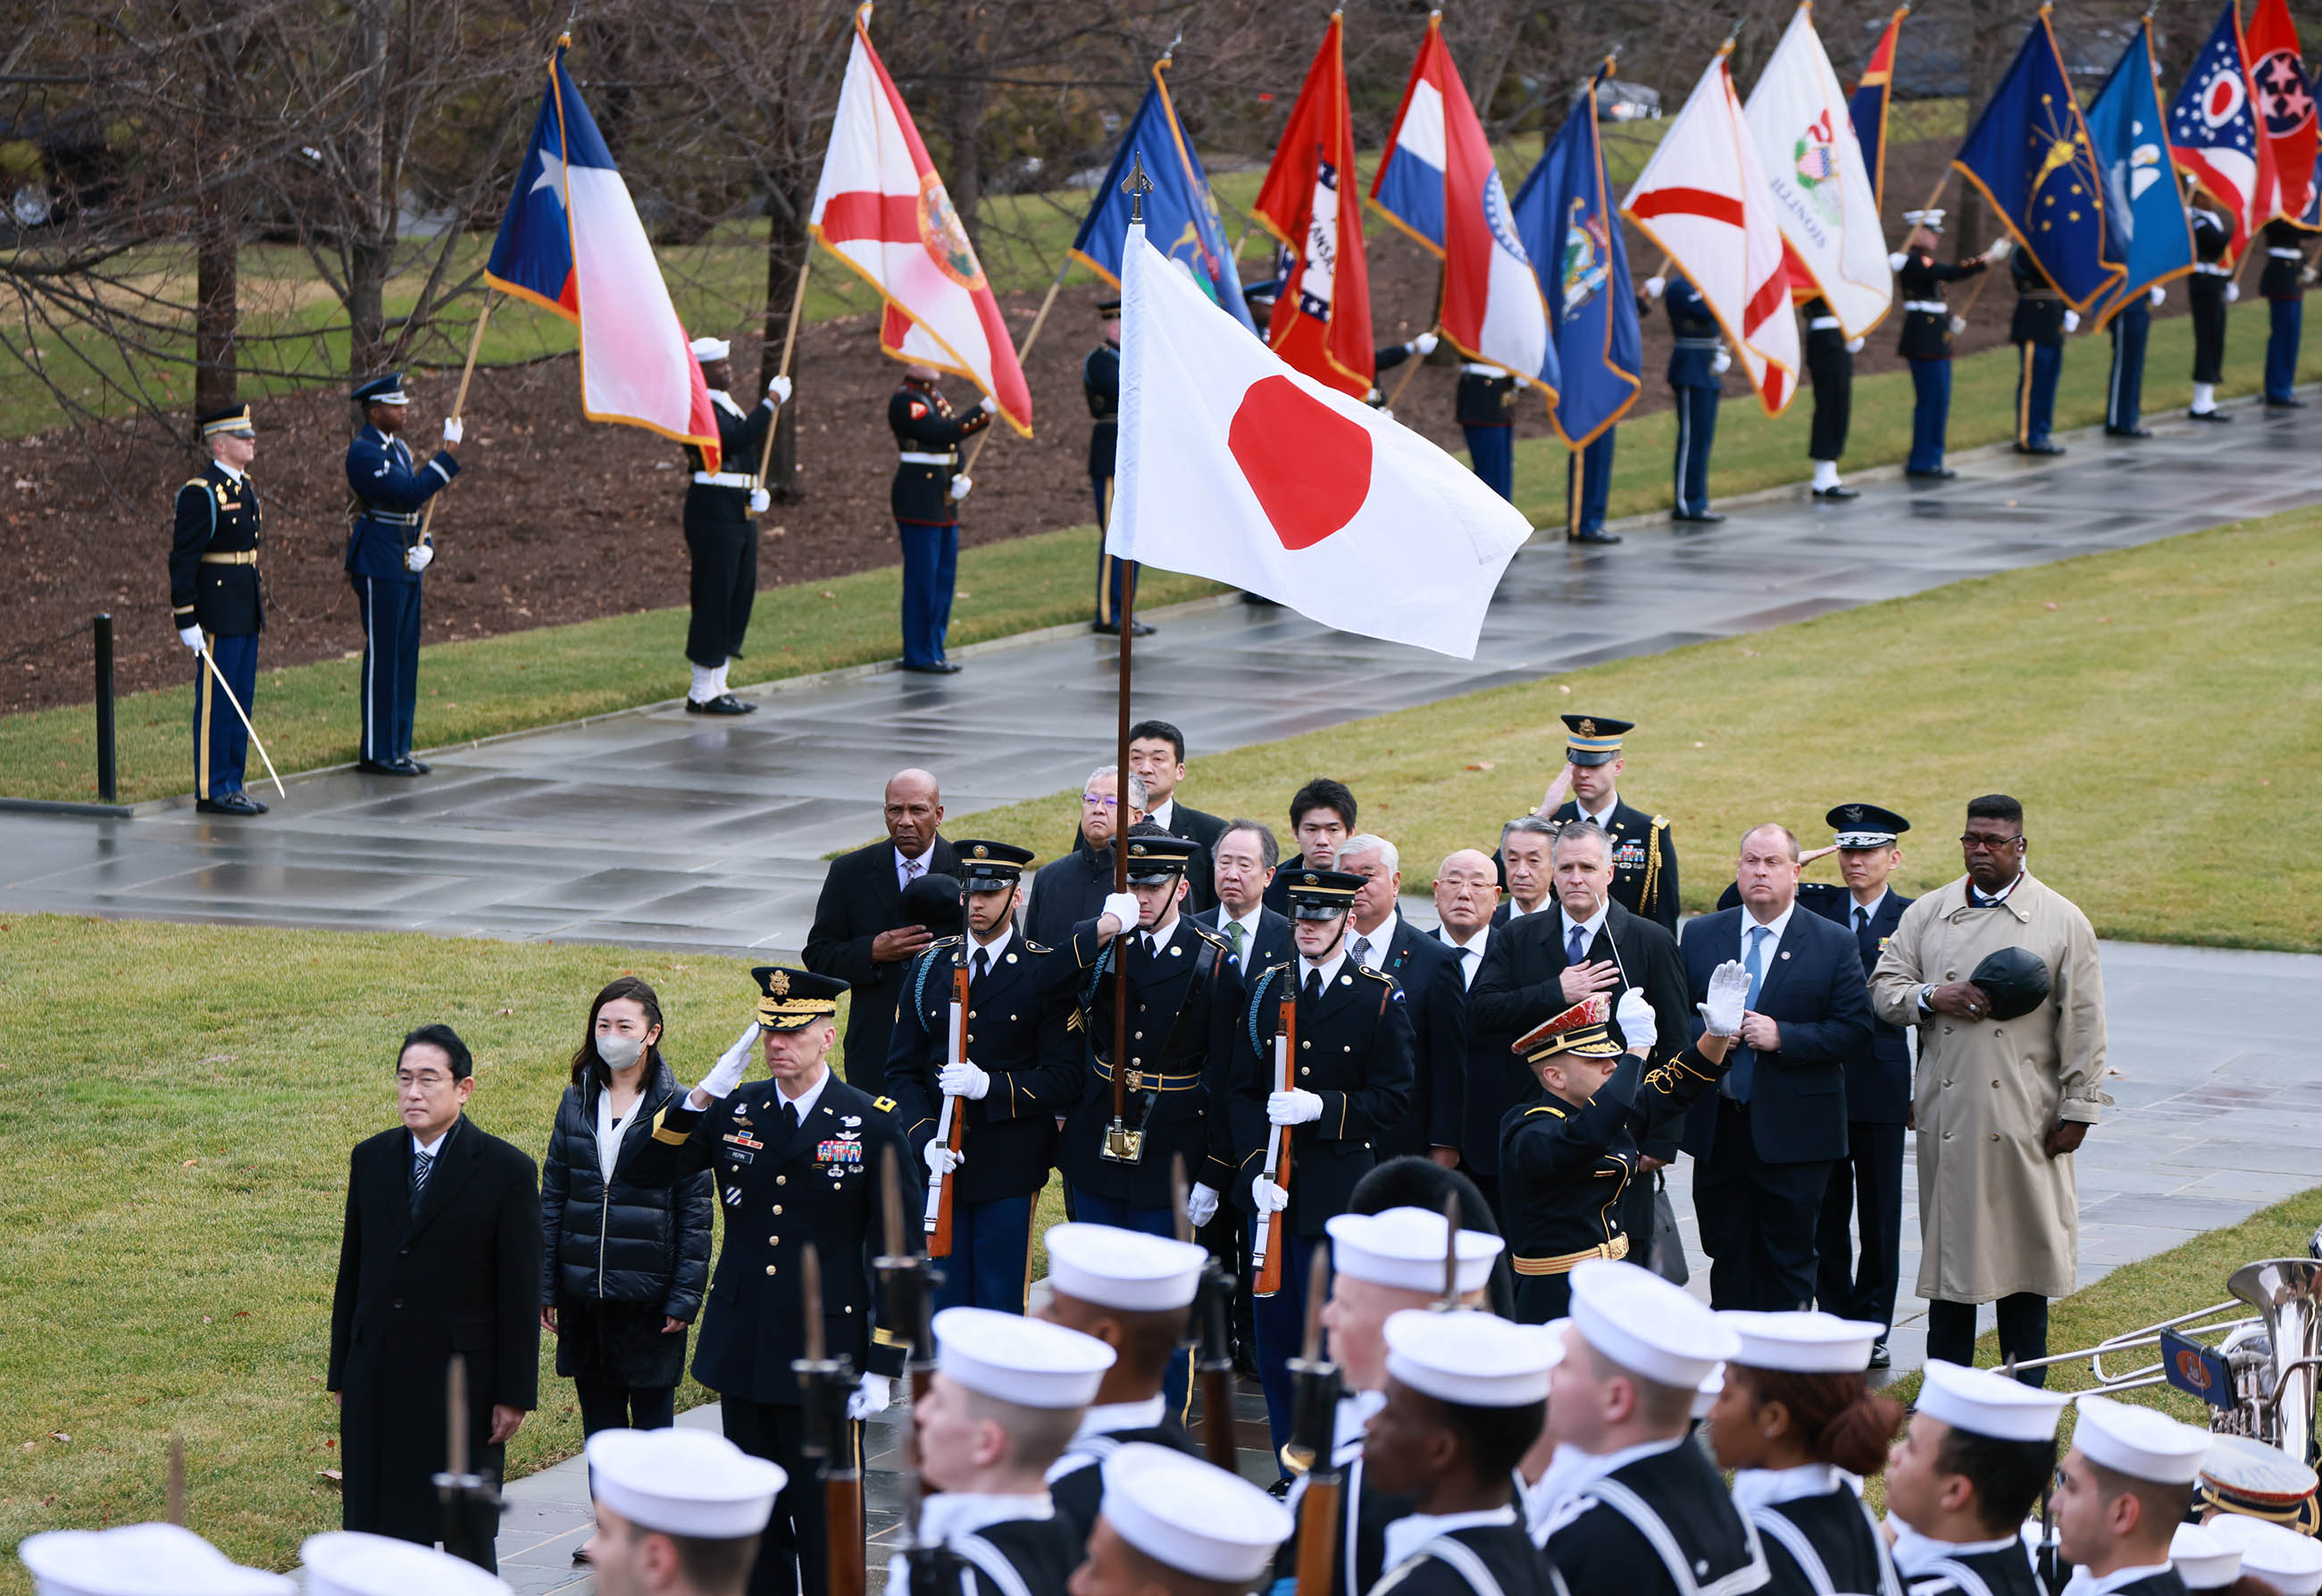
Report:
1532,1258,1767,1596
300,1530,513,1596
1359,1309,1563,1596
19,1523,292,1596
679,334,792,714
1880,1361,2067,1596
1035,1223,1210,1550
1073,1442,1295,1596
2167,1525,2242,1594
2051,1395,2210,1596
582,1426,785,1596
2200,1517,2322,1596
1700,1312,1903,1596
907,1305,1118,1596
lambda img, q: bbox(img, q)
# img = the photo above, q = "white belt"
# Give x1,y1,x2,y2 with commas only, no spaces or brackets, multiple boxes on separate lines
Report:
358,507,421,526
1808,316,1841,330
1905,300,1948,314
692,471,754,488
2270,247,2304,259
2195,263,2233,276
898,451,954,465
1460,362,1507,377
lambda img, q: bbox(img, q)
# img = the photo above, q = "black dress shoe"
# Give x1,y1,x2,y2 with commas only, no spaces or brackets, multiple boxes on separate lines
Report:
1905,466,1958,480
898,660,963,675
2014,440,2067,456
2104,426,2153,439
357,758,426,777
685,693,757,715
2266,394,2307,408
1672,509,1726,524
2188,408,2234,422
405,756,430,774
196,790,266,816
1868,1338,1892,1370
1090,620,1157,637
1812,485,1861,500
1566,527,1623,545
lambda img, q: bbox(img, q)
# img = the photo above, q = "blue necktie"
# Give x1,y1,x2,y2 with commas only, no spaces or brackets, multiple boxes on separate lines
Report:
1566,923,1588,966
1731,925,1770,1103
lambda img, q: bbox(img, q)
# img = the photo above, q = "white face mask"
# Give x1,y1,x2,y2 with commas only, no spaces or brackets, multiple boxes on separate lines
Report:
597,1033,646,1071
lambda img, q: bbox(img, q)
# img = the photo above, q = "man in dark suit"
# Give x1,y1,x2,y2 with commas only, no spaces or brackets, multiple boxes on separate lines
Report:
1432,848,1511,1218
1677,822,1876,1311
1491,816,1558,927
1028,765,1147,948
1127,719,1224,913
1536,714,1681,934
330,1024,539,1570
1260,776,1357,913
1337,832,1466,1166
802,767,961,1094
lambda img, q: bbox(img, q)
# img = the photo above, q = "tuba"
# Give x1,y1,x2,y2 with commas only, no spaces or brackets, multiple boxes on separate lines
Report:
2220,1258,2322,1466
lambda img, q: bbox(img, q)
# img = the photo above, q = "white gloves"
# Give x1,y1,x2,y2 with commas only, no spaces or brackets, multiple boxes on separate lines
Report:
1950,315,1968,336
939,1059,990,1100
1699,959,1750,1038
1711,349,1733,375
768,374,793,405
847,1372,892,1421
1267,1088,1324,1126
748,487,771,514
1614,987,1658,1054
442,416,464,447
699,1020,759,1100
1643,276,1667,300
1513,373,1533,391
978,395,998,414
1186,1182,1220,1229
1412,331,1440,356
949,474,973,502
1101,891,1141,933
405,543,434,573
1888,251,1909,273
924,1140,962,1178
2149,284,2167,308
2226,282,2243,304
1984,237,2015,263
178,625,205,653
2062,309,2081,334
1845,337,1865,355
1252,1175,1288,1216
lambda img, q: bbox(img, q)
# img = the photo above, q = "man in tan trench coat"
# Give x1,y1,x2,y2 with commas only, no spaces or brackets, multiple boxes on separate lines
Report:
1870,794,2108,1384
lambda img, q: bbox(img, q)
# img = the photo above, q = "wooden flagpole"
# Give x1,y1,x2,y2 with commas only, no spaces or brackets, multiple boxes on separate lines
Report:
414,289,494,548
957,261,1067,478
754,254,813,488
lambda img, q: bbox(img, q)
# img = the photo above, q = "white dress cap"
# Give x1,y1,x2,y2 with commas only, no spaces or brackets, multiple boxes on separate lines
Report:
1099,1441,1294,1583
2169,1522,2243,1591
934,1306,1116,1409
2071,1393,2210,1485
1383,1309,1560,1407
1914,1360,2068,1444
689,336,731,363
300,1532,514,1596
1692,1363,1725,1422
586,1426,785,1540
1717,1310,1884,1374
2203,1515,2322,1596
1324,1207,1504,1295
1045,1223,1207,1313
20,1524,292,1596
1567,1258,1737,1390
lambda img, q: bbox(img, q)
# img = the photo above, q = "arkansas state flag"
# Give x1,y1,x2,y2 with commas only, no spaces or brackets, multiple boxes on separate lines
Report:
1744,4,1892,338
1106,224,1530,660
2169,0,2277,255
2247,0,2319,226
1371,15,1557,395
1252,15,1374,398
810,11,1032,434
485,39,717,463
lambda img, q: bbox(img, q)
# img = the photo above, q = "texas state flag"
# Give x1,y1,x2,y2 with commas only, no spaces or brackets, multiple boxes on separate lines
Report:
485,40,717,463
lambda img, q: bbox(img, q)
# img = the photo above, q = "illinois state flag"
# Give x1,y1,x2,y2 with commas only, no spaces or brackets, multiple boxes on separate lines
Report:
1371,15,1556,393
1744,4,1892,338
2247,0,2318,225
1252,14,1374,398
1106,224,1531,660
485,40,716,462
2169,0,2276,255
810,11,1032,434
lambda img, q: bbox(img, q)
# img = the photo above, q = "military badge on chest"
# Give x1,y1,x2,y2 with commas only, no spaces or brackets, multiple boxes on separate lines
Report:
815,1129,864,1183
1615,840,1648,870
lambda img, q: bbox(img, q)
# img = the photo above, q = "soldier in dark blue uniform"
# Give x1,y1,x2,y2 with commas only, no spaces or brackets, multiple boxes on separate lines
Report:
171,405,268,815
1646,272,1728,522
1896,212,1999,480
1880,1360,2066,1596
1457,360,1523,503
890,363,994,674
681,337,789,714
2186,201,2235,422
628,964,915,1596
2105,283,2164,439
2259,218,2312,408
2009,251,2071,455
344,372,462,776
1542,714,1680,937
1566,425,1622,546
1232,866,1415,1465
886,842,1080,1313
1802,296,1863,500
1085,300,1151,639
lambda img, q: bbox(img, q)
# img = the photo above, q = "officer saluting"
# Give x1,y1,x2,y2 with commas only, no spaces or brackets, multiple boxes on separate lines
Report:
344,372,462,777
1541,714,1681,935
1896,212,2006,480
890,363,994,674
171,404,268,816
680,337,790,715
1085,300,1150,638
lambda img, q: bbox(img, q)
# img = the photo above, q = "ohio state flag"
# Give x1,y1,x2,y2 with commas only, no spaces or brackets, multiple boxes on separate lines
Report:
1251,14,1374,398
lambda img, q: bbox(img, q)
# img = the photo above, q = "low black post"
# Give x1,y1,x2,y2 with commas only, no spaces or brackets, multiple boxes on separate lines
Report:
93,614,117,804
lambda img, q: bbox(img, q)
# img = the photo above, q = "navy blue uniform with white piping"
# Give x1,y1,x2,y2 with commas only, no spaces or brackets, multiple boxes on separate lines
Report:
343,425,458,765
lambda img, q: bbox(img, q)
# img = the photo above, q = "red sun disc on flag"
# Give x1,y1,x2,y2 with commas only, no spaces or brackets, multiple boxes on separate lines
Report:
1226,376,1373,549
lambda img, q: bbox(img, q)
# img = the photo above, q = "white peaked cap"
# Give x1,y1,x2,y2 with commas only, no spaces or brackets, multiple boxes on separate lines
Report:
2071,1392,2210,1485
1100,1441,1293,1583
1568,1258,1736,1390
1325,1207,1503,1294
300,1532,513,1596
689,337,731,362
2170,1522,2243,1591
20,1524,292,1596
1045,1223,1207,1312
2202,1516,2322,1596
1717,1310,1884,1374
934,1306,1115,1409
1913,1360,2067,1444
1383,1309,1561,1406
587,1426,785,1540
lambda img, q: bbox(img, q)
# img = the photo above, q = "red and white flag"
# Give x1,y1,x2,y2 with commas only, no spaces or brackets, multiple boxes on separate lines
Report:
1624,46,1801,414
1251,14,1375,400
809,10,1032,433
2247,0,2318,223
1743,4,1892,338
1106,225,1531,661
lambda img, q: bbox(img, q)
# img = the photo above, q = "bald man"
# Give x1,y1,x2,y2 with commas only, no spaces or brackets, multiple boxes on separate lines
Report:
1433,848,1511,1217
803,768,963,1092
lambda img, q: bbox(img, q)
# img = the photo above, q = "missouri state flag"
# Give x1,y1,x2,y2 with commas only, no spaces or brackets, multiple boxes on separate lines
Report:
1252,13,1374,398
2169,0,2277,255
485,39,717,462
1370,14,1556,395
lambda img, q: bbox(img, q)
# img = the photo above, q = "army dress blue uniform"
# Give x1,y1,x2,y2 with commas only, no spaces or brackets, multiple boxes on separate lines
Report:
170,406,264,812
1458,363,1520,502
2009,253,2068,455
2187,207,2234,419
2260,218,2310,406
681,372,776,701
1897,238,1988,476
343,374,460,772
890,373,991,673
1662,276,1725,521
1084,313,1140,633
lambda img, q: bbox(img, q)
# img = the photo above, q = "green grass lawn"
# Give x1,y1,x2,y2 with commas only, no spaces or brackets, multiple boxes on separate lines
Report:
953,507,2322,954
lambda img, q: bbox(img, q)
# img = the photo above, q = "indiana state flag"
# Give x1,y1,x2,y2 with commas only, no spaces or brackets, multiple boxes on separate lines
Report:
1953,13,2126,312
2087,19,2195,325
1072,58,1256,334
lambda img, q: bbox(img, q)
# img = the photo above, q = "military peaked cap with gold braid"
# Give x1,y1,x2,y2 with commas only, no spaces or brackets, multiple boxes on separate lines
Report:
1282,867,1363,921
197,404,255,439
1122,833,1201,885
1559,713,1634,767
953,839,1034,890
1514,993,1625,1065
750,965,847,1031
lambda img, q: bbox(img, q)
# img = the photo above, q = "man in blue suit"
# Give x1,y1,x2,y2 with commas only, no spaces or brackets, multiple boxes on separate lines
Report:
344,372,462,776
1678,822,1875,1311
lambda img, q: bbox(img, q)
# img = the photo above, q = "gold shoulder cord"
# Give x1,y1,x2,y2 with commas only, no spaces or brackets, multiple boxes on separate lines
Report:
1641,817,1667,917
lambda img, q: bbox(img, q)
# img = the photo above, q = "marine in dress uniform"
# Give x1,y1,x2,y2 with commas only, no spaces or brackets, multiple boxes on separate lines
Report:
681,337,787,714
2051,1397,2209,1596
20,1523,292,1594
2186,204,2235,422
2009,251,2070,456
1653,273,1727,522
890,364,994,673
1080,1442,1293,1596
2259,219,2312,407
1458,361,1523,503
887,843,1080,1313
343,372,462,775
171,405,268,815
1545,715,1681,937
581,1425,782,1593
2104,285,2164,439
1801,297,1863,501
1881,1361,2066,1596
1895,213,1994,480
627,965,915,1596
1085,301,1150,638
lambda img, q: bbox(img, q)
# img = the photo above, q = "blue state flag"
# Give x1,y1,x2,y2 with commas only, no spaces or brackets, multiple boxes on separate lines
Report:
2086,20,2195,325
1072,62,1257,334
1952,13,2126,312
1511,65,1641,447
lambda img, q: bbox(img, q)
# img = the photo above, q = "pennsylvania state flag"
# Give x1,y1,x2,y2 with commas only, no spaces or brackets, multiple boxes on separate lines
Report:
2086,19,2194,325
1952,11,2126,312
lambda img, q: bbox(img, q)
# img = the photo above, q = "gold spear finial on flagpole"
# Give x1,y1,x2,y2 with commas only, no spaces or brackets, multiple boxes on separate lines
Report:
1123,154,1153,227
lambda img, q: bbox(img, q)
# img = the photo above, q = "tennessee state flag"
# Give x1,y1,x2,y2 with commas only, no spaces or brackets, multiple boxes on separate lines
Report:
485,38,717,464
2246,0,2319,225
1252,14,1374,398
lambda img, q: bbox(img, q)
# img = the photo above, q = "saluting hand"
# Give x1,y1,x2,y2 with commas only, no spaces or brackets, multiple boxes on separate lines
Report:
690,1020,759,1107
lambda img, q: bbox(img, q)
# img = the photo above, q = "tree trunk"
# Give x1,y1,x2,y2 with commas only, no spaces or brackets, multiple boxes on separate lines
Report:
760,204,808,502
192,54,238,413
946,46,988,247
345,0,390,374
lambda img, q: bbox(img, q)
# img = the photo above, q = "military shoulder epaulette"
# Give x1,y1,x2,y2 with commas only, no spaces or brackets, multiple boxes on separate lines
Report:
182,477,211,490
1185,921,1231,951
928,934,965,950
1524,1102,1570,1120
872,1095,898,1114
1651,815,1669,828
1352,963,1399,989
1023,938,1052,955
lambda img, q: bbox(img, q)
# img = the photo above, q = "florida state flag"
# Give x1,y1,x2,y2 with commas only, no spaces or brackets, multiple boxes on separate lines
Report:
1251,14,1374,398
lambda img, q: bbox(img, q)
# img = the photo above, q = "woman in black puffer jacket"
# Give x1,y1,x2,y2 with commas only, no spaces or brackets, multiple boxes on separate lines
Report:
540,975,714,1434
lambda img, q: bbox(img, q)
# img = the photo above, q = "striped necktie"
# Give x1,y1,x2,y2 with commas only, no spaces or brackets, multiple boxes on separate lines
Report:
412,1149,434,1198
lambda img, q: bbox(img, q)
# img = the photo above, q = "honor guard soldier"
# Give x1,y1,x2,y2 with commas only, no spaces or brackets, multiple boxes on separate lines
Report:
582,1426,784,1596
681,337,790,715
1642,272,1728,522
1079,1442,1294,1596
904,1306,1117,1596
890,363,995,674
1457,356,1523,503
888,843,1080,1312
1369,331,1440,410
1036,1222,1209,1551
2187,202,2236,422
2105,281,2166,439
344,372,462,776
171,404,268,816
2051,1396,2212,1596
21,1523,294,1595
1085,299,1150,637
1896,213,2004,480
300,1533,512,1596
1543,715,1681,935
1880,1361,2067,1596
1499,982,1739,1324
2009,251,2071,456
1236,866,1416,1461
1802,297,1863,500
1362,1309,1565,1596
1567,422,1622,546
628,965,914,1596
2201,1520,2322,1596
2259,218,2312,408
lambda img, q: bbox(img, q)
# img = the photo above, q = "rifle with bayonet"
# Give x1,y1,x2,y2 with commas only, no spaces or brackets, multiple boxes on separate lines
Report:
923,935,972,1255
1252,975,1297,1296
432,1353,502,1569
1284,1248,1344,1596
1174,1154,1241,1469
795,1242,866,1596
1436,1192,1462,1310
875,1143,963,1596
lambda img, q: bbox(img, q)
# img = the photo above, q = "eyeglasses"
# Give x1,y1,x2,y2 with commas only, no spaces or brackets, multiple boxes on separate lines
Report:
1959,833,2024,852
1082,792,1118,807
